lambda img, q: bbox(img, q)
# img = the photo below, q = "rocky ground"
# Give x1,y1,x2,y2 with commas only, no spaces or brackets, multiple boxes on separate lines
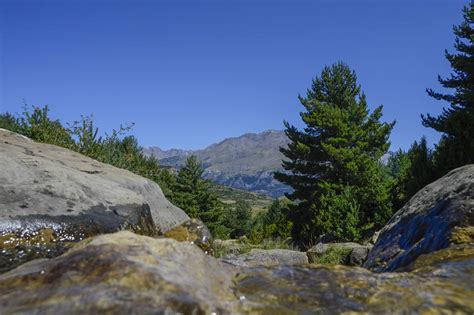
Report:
1,129,473,314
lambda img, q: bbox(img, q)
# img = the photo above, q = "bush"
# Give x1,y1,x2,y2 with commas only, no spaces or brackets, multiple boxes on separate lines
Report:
309,245,352,265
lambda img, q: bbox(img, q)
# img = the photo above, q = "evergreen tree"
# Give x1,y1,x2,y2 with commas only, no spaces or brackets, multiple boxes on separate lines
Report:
386,149,411,211
173,156,225,236
275,62,395,247
405,137,436,198
224,199,252,239
386,137,436,211
423,4,474,174
249,199,292,243
0,112,20,132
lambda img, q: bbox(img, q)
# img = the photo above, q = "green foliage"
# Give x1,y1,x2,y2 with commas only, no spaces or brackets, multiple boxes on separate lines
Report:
222,199,252,239
208,182,274,214
317,187,361,242
0,112,20,132
275,62,395,248
386,137,436,210
423,3,474,175
309,245,352,265
211,236,296,259
386,149,411,210
1,106,74,148
172,156,228,238
249,199,292,244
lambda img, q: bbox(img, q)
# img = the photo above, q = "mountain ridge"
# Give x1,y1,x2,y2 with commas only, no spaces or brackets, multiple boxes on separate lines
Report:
144,130,291,197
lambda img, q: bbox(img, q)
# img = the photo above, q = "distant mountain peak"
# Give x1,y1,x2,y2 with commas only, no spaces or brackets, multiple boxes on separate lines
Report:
144,130,290,197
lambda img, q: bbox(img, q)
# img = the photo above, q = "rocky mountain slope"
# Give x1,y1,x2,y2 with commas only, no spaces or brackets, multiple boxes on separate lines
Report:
145,130,291,197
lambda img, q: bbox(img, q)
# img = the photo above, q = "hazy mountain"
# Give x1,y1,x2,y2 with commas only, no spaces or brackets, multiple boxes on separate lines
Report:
145,130,291,198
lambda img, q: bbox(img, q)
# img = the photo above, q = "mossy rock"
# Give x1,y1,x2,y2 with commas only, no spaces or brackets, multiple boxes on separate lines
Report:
164,219,212,253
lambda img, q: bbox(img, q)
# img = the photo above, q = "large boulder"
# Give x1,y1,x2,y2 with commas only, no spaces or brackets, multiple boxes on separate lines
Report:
0,231,472,314
365,165,474,272
223,248,309,267
0,129,189,272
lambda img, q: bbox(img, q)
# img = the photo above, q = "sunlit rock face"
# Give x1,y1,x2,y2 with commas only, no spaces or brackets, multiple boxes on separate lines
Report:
365,164,474,272
0,231,472,314
0,129,189,272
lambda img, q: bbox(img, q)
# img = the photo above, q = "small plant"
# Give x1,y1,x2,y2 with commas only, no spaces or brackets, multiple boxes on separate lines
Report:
309,245,352,265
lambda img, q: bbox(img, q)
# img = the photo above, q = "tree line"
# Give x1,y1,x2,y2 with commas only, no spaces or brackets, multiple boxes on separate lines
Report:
276,3,473,248
1,3,472,247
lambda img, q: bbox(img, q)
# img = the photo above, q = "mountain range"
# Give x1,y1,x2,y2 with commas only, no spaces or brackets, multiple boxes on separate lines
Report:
144,130,291,198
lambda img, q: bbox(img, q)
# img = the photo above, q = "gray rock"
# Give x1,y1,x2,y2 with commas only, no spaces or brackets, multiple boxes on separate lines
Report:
0,231,472,314
349,246,371,266
308,242,364,255
0,129,189,271
364,164,474,272
307,242,368,264
223,248,308,267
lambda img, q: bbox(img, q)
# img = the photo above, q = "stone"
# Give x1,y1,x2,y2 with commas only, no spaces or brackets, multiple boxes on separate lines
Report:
364,164,474,272
0,231,472,314
348,246,371,266
0,231,237,314
0,129,189,272
223,248,308,267
212,239,247,258
164,218,212,253
307,242,368,264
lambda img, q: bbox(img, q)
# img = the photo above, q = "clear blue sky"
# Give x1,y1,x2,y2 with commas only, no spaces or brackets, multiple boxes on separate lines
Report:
0,0,467,150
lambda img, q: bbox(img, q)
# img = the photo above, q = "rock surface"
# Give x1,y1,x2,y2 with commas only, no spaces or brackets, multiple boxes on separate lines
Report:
223,248,309,267
147,130,292,197
307,242,371,265
349,246,371,266
0,231,472,314
365,164,474,272
164,218,212,253
0,129,189,272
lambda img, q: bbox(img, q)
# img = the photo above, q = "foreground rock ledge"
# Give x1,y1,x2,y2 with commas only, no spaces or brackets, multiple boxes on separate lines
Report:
0,231,472,314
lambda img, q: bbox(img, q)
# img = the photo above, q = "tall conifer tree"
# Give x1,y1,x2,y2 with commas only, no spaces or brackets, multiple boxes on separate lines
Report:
423,4,474,174
173,156,224,235
275,62,395,247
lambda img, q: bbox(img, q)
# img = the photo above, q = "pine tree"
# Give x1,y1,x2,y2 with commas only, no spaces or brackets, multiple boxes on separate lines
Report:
405,137,436,198
423,4,474,174
224,199,252,239
386,137,436,211
275,62,395,247
173,156,225,236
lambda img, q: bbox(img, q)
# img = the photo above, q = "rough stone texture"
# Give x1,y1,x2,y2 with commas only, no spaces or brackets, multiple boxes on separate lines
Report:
349,246,371,266
0,129,189,271
223,248,309,267
0,231,472,314
164,218,212,253
0,232,237,314
307,242,370,264
364,165,474,272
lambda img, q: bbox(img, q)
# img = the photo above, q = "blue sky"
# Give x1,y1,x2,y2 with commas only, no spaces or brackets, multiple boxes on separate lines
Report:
0,0,467,150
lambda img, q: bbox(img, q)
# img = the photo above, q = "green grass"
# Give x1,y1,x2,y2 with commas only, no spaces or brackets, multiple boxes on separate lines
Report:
308,245,352,265
212,237,297,259
208,183,274,214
